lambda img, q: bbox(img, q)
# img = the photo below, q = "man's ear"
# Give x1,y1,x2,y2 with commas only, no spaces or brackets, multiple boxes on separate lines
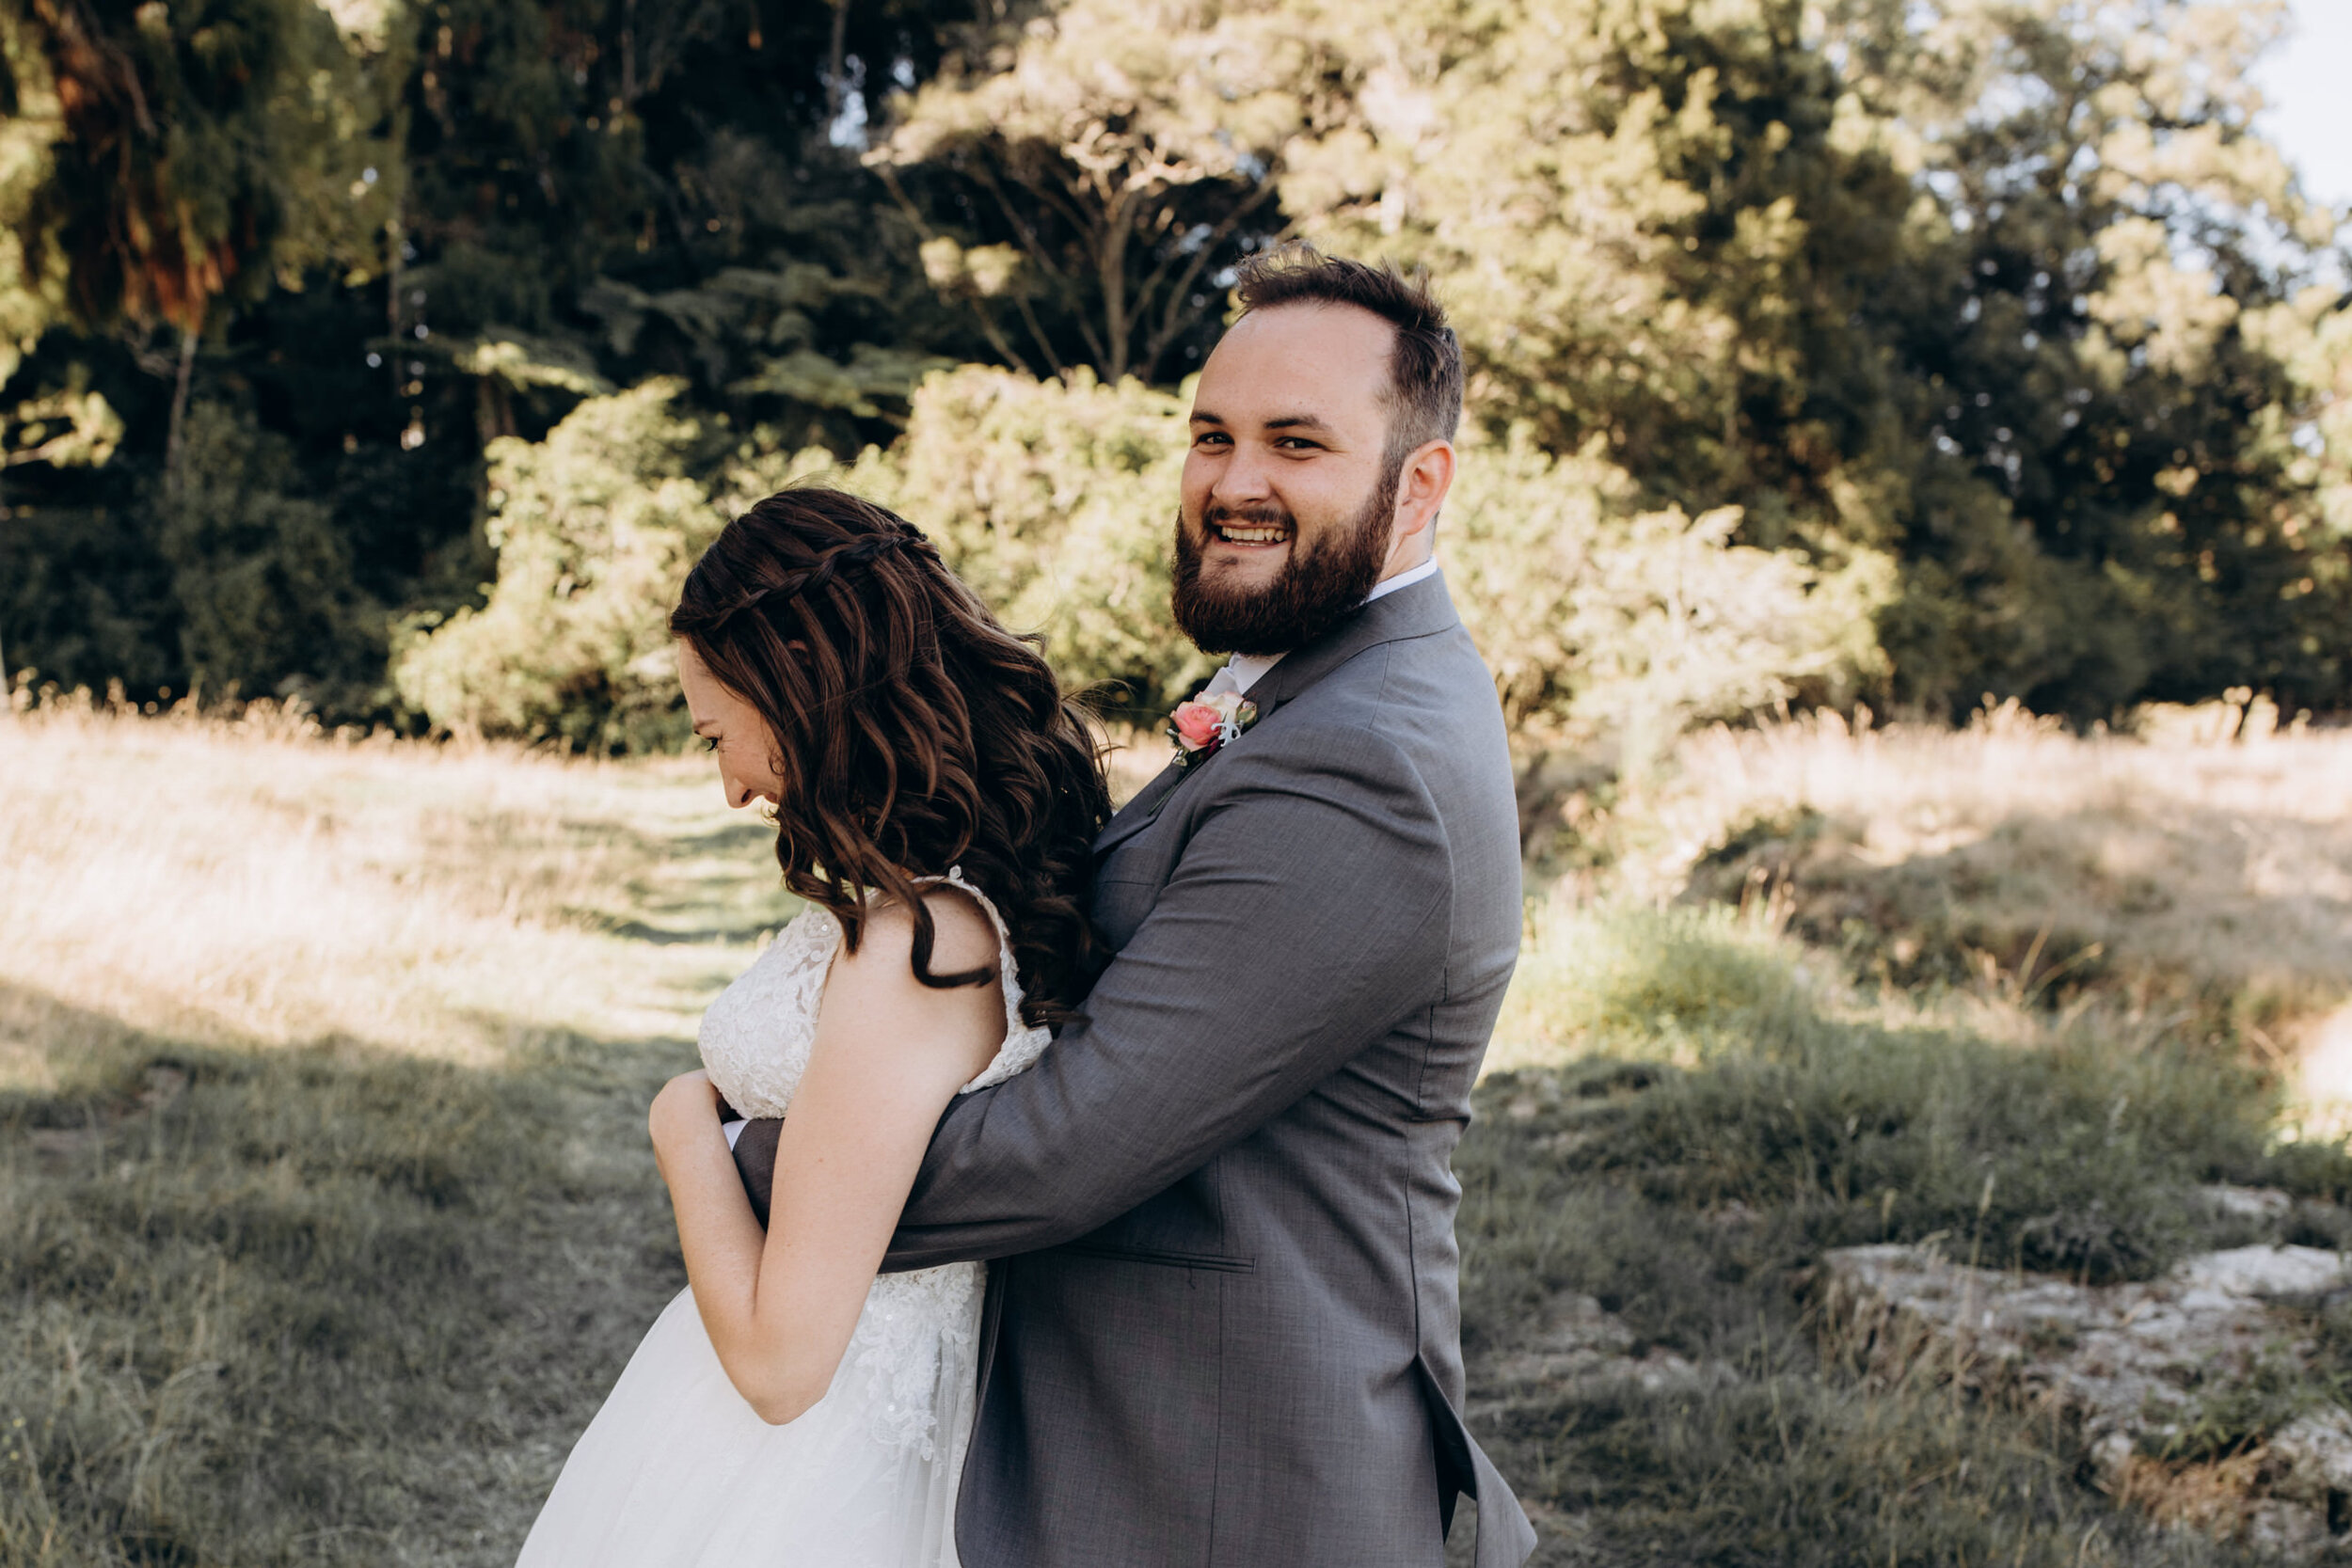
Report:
1392,438,1456,549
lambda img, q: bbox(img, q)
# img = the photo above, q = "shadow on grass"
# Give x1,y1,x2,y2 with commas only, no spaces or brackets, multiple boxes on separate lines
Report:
1684,800,2352,1038
0,983,697,1568
590,916,787,947
580,819,800,948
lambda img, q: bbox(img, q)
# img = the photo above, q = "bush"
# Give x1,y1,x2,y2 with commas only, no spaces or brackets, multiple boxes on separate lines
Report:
1446,429,1893,759
391,380,738,752
835,365,1216,718
161,401,384,710
405,365,1897,749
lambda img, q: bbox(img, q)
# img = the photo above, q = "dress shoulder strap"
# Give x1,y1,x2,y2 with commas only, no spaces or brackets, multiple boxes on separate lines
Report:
921,865,1025,1040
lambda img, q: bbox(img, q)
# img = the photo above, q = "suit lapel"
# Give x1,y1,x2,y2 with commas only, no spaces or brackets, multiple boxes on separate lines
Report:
1090,571,1464,858
1247,569,1460,724
1095,756,1186,854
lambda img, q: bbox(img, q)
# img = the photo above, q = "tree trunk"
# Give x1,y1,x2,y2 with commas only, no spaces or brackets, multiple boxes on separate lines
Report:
387,201,405,396
164,324,197,495
826,0,850,124
1100,200,1131,383
621,0,639,109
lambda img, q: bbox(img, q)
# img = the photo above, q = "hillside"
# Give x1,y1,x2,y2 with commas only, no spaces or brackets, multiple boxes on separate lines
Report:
4,697,2348,1565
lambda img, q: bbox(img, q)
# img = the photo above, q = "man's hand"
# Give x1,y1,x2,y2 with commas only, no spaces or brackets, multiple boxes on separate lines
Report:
730,1117,783,1227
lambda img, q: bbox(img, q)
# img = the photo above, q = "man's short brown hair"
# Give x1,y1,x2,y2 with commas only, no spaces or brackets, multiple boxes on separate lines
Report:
1231,244,1463,470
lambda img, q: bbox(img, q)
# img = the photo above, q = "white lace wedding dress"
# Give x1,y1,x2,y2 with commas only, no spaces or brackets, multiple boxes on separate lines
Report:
515,869,1047,1568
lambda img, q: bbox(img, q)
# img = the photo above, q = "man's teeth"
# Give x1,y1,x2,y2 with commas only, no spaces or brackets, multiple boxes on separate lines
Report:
1216,525,1288,544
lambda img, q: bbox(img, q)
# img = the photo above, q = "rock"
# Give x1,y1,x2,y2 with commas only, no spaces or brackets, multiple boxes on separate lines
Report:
2201,1184,2296,1224
2175,1245,2345,1303
2245,1499,2339,1560
1474,1291,1714,1413
1819,1242,2352,1558
2270,1409,2352,1507
1819,1243,2293,1452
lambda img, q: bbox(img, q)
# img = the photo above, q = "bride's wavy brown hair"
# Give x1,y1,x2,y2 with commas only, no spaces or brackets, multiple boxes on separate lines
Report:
670,487,1111,1026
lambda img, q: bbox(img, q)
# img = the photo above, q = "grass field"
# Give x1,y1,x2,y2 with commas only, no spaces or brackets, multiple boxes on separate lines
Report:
0,694,797,1566
4,692,2349,1565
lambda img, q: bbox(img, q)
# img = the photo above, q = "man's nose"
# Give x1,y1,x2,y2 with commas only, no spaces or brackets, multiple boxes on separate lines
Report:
1210,448,1275,503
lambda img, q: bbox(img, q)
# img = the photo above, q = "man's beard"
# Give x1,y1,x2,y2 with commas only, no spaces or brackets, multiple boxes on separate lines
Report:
1170,467,1398,657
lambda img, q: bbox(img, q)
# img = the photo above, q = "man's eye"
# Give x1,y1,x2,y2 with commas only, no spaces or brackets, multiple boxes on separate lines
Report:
701,736,719,752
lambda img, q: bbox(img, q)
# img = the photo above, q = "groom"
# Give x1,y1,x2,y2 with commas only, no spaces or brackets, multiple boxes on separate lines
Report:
746,245,1534,1566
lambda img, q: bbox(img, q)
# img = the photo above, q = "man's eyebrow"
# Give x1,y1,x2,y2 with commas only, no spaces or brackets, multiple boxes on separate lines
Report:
691,721,715,735
1186,410,1337,434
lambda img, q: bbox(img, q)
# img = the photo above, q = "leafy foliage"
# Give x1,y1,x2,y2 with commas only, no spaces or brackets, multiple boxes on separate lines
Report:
840,365,1213,716
162,399,383,706
398,365,1887,742
1292,0,2352,720
870,0,1347,383
390,378,737,751
1,0,2347,743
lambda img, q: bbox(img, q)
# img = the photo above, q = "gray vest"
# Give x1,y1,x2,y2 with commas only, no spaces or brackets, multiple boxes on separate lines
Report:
887,571,1536,1568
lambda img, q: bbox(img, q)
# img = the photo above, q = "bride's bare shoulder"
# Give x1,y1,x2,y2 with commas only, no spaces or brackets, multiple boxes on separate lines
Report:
825,885,1002,1010
815,888,1004,1079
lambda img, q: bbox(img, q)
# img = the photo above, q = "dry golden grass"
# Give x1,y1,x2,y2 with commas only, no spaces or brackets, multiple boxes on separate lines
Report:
4,693,2344,1566
1500,700,2352,1137
1,695,804,1568
1594,705,2339,1000
0,691,796,1089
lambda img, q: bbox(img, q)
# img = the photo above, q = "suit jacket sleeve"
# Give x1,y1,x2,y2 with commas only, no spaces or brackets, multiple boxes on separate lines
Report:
882,714,1454,1270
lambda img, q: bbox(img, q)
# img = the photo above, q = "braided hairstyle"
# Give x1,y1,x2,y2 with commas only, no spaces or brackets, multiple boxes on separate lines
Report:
670,486,1112,1026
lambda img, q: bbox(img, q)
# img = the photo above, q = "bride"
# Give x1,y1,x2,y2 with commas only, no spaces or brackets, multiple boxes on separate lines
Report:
516,487,1110,1567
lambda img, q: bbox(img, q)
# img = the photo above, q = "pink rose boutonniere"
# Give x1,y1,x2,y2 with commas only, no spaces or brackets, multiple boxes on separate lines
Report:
1167,689,1258,769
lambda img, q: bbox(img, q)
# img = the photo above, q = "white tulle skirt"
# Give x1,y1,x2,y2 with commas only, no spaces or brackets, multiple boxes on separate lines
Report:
516,1268,982,1568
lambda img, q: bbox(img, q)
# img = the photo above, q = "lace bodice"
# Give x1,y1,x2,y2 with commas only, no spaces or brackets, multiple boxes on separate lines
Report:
699,865,1049,1117
694,866,1048,1458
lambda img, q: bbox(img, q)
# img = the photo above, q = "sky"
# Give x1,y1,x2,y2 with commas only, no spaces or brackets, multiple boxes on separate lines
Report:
2254,0,2352,212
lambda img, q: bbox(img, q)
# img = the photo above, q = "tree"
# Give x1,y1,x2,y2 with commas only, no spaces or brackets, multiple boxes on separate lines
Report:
867,0,1356,383
2,0,394,473
0,0,979,714
1286,0,2351,717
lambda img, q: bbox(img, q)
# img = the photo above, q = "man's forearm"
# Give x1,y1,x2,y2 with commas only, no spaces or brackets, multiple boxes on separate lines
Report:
882,723,1454,1271
730,1117,782,1227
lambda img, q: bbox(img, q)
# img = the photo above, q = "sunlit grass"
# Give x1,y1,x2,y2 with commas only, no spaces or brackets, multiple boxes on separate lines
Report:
0,695,798,1566
1584,702,2352,1031
1474,703,2352,1563
5,695,2347,1565
1459,893,2344,1566
0,692,795,1075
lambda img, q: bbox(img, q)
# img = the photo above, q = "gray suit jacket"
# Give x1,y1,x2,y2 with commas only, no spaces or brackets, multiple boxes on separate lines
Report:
882,571,1536,1568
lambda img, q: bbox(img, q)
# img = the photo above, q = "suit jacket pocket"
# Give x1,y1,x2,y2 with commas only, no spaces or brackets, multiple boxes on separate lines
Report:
1059,1242,1255,1273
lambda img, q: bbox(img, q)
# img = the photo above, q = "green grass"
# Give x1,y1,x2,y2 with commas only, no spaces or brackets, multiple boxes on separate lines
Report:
1454,902,2352,1565
0,707,795,1567
0,1001,700,1567
8,709,2349,1565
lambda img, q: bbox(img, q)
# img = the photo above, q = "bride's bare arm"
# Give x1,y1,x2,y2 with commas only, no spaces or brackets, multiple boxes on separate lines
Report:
646,890,1004,1425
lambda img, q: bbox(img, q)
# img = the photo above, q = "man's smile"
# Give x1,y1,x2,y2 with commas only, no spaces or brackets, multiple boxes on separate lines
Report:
1207,519,1293,548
